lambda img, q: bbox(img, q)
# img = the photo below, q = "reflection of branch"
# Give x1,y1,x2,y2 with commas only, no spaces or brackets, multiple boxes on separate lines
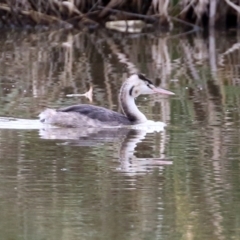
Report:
88,33,116,109
61,34,74,87
200,125,225,240
151,37,171,83
180,40,202,86
218,41,240,69
225,0,240,13
209,0,217,28
103,65,115,110
209,30,217,77
104,34,138,74
219,42,240,57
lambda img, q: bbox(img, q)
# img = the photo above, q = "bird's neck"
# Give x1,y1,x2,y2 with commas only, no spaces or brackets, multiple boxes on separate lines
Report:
119,81,147,124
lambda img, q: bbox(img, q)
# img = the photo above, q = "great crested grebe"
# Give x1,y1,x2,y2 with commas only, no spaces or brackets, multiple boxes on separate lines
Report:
39,74,174,128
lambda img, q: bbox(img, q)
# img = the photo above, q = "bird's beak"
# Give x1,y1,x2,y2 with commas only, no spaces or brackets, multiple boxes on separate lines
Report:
152,86,175,95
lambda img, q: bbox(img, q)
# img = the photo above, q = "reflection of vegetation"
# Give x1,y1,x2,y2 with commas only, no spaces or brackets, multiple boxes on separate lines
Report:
1,29,240,239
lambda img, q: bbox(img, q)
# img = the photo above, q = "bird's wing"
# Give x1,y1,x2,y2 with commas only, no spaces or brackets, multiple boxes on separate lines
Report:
57,104,131,125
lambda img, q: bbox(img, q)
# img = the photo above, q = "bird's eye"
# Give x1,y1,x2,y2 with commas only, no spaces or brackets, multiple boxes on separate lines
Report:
147,83,151,89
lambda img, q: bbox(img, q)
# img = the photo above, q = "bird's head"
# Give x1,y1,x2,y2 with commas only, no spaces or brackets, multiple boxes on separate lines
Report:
126,74,175,98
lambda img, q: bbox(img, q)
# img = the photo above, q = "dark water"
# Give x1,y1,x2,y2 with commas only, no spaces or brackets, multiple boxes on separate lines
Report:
0,29,240,240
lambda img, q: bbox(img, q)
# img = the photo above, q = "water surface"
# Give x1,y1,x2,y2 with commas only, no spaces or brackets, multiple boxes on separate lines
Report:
0,29,240,240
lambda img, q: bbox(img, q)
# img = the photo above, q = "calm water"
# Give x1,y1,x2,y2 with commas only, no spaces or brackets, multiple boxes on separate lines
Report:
0,29,240,240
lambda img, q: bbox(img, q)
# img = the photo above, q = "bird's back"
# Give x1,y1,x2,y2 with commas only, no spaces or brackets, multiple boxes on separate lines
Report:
40,104,131,127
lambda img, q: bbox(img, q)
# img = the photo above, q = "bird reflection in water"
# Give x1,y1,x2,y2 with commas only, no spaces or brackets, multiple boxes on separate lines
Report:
39,125,172,175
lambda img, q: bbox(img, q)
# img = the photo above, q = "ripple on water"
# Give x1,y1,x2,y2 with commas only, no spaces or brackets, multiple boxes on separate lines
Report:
0,122,173,240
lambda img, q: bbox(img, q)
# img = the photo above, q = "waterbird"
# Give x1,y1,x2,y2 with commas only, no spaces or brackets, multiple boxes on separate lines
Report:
39,74,174,128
